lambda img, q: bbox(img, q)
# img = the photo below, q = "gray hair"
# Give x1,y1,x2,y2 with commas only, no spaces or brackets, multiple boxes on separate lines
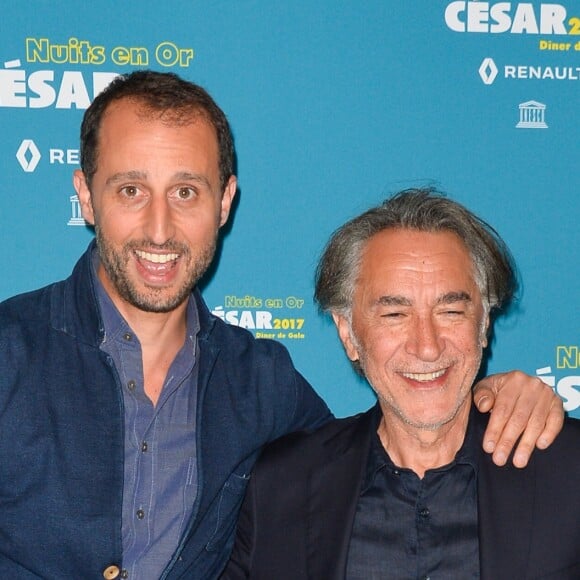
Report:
314,188,517,320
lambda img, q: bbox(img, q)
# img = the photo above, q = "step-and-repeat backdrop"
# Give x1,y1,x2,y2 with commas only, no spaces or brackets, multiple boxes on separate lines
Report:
1,2,578,418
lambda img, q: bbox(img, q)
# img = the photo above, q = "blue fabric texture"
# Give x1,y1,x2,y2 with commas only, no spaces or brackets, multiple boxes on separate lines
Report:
0,241,332,579
96,261,201,579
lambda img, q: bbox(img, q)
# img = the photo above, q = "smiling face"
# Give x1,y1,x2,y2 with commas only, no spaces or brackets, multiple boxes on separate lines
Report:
74,98,236,318
333,228,489,433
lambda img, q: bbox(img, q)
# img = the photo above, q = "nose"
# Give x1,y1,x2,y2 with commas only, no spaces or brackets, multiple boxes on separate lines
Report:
143,194,175,245
405,314,444,362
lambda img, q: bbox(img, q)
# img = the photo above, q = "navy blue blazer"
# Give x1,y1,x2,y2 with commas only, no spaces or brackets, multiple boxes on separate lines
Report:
224,405,580,579
0,242,331,579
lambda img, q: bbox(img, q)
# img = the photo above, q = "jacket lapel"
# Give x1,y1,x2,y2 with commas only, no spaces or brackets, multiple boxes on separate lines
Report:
306,407,379,579
476,414,536,579
300,406,538,579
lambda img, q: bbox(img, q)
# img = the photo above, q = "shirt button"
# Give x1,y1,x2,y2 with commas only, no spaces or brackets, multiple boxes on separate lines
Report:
136,509,145,520
419,507,430,518
141,441,148,452
103,565,120,579
127,380,136,391
123,332,132,341
120,570,129,579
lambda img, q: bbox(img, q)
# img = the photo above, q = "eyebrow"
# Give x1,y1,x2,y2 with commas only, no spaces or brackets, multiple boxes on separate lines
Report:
377,295,412,307
376,291,472,307
105,171,212,189
172,171,212,189
106,171,147,186
437,291,472,305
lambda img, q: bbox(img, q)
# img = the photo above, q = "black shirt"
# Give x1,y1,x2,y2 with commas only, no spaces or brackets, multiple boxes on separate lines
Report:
346,409,480,579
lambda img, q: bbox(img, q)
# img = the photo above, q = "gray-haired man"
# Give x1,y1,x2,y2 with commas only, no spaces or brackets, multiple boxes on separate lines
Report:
224,189,579,580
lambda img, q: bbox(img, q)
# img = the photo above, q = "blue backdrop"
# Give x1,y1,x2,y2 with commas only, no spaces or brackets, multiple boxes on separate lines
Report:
1,1,578,418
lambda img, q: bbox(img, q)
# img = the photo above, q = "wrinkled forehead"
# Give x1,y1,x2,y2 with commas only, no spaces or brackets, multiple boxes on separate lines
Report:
356,228,481,296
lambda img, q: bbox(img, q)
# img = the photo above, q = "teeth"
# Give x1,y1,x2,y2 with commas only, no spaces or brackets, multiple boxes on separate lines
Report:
135,250,179,264
402,369,446,382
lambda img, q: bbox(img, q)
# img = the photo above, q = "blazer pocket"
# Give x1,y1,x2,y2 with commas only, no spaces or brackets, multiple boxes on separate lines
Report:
205,472,251,552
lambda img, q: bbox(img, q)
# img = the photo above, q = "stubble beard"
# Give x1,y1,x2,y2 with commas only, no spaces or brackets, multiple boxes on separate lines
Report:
377,382,473,432
95,225,216,313
352,328,484,432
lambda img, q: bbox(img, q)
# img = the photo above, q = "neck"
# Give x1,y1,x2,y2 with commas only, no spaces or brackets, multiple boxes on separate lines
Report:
110,294,190,408
119,301,189,348
377,403,470,479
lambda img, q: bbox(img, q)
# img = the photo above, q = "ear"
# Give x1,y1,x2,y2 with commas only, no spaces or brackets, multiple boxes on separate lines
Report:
219,175,237,227
480,313,491,348
332,312,360,362
73,170,95,225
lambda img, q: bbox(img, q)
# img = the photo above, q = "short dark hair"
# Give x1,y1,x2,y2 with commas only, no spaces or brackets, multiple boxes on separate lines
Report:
315,187,517,318
80,70,234,191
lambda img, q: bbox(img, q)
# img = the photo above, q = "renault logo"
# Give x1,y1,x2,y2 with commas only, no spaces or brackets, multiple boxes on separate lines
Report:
16,139,41,172
479,58,499,85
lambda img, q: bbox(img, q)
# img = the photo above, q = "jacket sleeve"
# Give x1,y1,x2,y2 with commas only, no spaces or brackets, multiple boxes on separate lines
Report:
241,335,335,441
287,366,333,433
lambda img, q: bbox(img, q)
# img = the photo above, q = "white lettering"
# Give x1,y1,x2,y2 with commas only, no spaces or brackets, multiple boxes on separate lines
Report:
489,3,513,33
56,71,90,109
92,72,119,98
445,2,568,34
49,149,64,164
213,308,274,330
224,310,272,329
211,306,225,320
49,149,80,164
225,310,240,325
505,65,517,78
511,4,539,34
469,2,490,33
445,1,466,32
503,65,580,79
0,69,119,109
538,366,580,412
255,311,273,329
557,377,580,412
540,4,567,33
67,149,79,164
28,70,56,108
238,310,256,329
0,69,26,106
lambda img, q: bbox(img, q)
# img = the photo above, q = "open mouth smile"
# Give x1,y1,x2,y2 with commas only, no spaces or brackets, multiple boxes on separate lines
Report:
400,369,447,382
135,250,180,264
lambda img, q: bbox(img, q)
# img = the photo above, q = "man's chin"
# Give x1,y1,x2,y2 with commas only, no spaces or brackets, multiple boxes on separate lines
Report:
117,282,194,314
129,293,190,313
391,400,468,432
411,400,470,432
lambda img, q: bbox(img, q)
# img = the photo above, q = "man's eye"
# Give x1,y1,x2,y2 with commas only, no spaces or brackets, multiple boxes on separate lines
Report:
120,186,139,198
176,187,195,200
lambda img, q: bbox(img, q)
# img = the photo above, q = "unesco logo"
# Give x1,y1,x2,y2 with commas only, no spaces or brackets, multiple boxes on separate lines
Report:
16,139,41,172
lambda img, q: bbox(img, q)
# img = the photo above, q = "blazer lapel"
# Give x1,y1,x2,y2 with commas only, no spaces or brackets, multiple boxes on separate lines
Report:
306,407,379,580
477,428,536,579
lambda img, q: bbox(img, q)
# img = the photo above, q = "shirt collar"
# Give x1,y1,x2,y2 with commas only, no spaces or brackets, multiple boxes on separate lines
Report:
362,402,479,492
